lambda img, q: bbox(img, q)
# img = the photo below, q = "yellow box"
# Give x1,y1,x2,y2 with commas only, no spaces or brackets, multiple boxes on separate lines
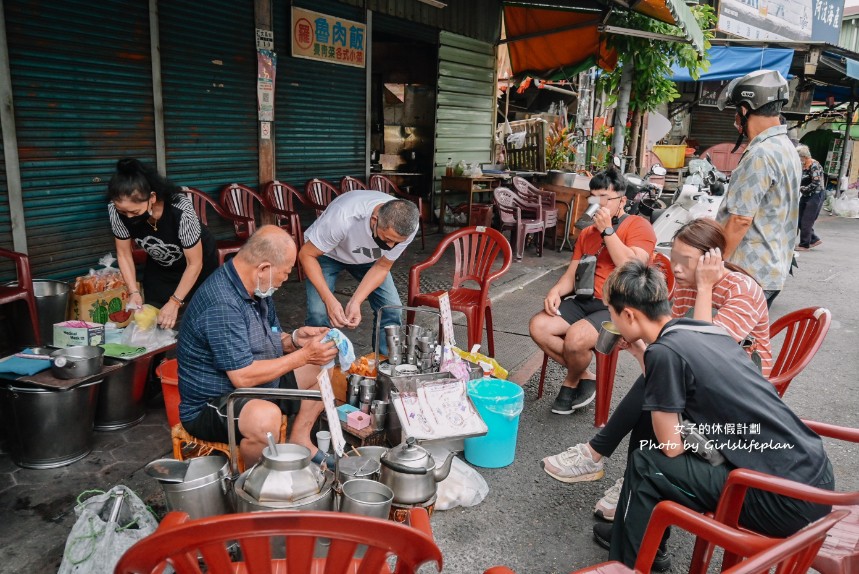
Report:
652,145,687,169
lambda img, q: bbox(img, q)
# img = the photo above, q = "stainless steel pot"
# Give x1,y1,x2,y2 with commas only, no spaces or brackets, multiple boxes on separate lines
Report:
50,346,104,379
242,443,322,503
380,437,456,504
233,470,335,512
336,455,381,484
146,455,233,519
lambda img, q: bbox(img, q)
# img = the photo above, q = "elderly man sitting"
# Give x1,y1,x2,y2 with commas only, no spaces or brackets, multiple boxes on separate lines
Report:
177,226,338,469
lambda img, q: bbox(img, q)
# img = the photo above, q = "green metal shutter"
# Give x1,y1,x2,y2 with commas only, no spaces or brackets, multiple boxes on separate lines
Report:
5,0,155,279
433,32,496,192
159,1,258,192
274,0,366,187
373,12,438,44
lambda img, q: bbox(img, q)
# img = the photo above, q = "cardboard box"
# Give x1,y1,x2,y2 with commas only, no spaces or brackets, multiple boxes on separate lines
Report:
337,403,360,423
53,321,105,347
347,410,371,430
68,285,137,327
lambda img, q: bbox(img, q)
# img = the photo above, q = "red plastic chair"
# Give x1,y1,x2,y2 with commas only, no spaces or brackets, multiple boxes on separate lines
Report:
768,307,831,397
512,176,559,251
340,175,367,193
304,178,340,218
408,227,512,357
369,174,426,250
493,187,544,260
115,508,443,574
218,183,267,240
0,248,42,345
536,252,674,428
689,425,859,574
262,180,306,281
181,186,251,265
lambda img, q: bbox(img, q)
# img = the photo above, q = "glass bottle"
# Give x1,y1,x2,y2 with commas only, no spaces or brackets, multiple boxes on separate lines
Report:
445,157,453,177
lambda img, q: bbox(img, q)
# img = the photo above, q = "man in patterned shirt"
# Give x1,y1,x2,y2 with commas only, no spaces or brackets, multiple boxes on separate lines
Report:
715,70,799,307
178,226,338,469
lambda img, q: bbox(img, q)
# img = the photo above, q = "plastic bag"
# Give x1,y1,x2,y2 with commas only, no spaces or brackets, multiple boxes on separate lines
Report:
434,455,489,511
506,131,526,150
73,253,128,296
121,321,176,350
452,346,508,379
57,485,158,574
439,345,472,382
832,193,859,218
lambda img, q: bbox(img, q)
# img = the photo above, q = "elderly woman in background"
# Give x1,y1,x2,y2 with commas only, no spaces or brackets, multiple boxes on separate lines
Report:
796,144,825,251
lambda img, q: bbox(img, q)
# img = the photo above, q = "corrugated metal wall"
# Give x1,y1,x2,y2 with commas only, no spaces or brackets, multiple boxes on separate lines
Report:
689,107,740,151
159,1,259,193
338,0,501,44
5,0,155,279
274,0,366,186
433,31,496,190
374,11,438,43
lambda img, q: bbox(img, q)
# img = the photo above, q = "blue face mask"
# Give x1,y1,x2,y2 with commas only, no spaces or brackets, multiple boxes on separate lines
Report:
254,267,277,298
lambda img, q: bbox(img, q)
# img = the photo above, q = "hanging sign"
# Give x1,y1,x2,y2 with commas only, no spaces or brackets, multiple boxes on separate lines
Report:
291,7,366,68
438,292,455,347
317,370,346,458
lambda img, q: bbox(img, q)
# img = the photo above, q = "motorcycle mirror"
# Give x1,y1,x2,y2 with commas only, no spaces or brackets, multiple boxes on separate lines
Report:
651,165,667,176
612,155,622,169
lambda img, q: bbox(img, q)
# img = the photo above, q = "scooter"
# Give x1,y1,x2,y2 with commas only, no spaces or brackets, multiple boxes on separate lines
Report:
651,156,728,256
624,164,668,218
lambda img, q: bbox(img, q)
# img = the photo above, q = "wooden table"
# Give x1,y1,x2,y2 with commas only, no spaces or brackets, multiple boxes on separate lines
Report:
542,180,592,251
438,176,503,232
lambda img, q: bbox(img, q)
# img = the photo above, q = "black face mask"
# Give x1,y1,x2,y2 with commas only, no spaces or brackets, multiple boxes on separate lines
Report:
373,222,394,251
119,212,150,227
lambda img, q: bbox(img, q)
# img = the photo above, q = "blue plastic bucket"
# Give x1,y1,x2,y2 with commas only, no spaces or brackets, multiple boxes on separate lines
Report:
464,378,525,468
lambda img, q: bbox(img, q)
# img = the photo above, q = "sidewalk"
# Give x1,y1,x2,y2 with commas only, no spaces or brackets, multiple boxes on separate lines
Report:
0,228,570,573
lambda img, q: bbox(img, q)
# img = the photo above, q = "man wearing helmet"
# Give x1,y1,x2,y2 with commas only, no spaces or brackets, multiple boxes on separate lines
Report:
715,70,800,307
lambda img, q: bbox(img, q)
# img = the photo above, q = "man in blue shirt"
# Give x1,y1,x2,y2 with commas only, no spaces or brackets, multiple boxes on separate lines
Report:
178,226,337,469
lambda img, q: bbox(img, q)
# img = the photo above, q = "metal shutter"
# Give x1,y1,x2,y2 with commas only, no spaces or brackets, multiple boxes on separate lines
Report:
433,32,496,193
689,107,740,151
273,0,366,187
159,1,258,192
5,0,155,279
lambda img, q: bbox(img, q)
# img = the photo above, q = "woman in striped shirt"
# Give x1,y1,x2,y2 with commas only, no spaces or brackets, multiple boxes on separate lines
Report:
541,219,772,528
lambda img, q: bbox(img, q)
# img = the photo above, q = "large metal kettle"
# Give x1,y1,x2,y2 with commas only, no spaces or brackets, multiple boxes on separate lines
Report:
242,438,322,503
380,437,455,504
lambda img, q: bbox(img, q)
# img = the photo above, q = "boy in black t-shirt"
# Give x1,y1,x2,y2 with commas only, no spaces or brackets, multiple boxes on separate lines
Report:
597,260,833,569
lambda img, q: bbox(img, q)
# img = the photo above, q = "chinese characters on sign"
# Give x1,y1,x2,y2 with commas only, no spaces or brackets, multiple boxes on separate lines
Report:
717,0,843,43
257,49,276,122
291,7,366,68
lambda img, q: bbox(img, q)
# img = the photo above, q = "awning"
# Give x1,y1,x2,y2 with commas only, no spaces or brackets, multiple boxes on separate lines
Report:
503,0,705,76
668,46,794,82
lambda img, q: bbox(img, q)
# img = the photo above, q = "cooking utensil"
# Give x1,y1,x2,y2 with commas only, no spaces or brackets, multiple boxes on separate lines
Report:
49,345,104,379
243,442,321,503
380,437,455,504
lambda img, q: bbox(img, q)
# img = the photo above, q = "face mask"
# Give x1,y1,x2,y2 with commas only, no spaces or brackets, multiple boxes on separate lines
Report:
373,222,393,251
254,267,277,298
119,212,150,227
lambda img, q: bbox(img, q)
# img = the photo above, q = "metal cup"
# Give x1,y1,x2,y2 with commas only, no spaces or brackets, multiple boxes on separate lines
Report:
347,375,362,407
595,321,623,354
370,400,388,431
359,379,376,404
575,202,601,230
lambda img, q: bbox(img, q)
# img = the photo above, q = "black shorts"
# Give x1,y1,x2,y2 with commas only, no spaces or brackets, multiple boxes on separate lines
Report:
558,296,610,331
182,372,299,444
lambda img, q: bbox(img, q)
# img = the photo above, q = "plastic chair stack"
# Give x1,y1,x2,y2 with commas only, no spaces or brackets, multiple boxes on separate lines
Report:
512,176,559,250
181,186,251,265
493,187,544,260
369,174,427,250
304,178,340,218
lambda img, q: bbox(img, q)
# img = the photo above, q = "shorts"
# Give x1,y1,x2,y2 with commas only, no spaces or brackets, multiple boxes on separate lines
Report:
558,296,610,331
181,372,299,444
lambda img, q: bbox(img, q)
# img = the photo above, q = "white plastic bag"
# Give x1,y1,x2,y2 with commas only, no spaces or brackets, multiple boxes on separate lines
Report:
434,455,489,511
832,193,859,218
57,485,159,574
121,321,176,350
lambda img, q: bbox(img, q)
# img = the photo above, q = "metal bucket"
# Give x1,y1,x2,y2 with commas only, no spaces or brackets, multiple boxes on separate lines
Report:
150,455,233,519
5,279,69,346
94,358,147,431
340,479,394,519
233,470,335,513
0,380,100,468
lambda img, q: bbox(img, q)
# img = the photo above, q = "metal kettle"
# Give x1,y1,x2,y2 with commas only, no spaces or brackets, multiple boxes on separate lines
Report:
242,439,322,503
380,437,455,504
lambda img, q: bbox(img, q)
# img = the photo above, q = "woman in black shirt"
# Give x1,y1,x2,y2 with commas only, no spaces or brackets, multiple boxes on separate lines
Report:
107,158,218,329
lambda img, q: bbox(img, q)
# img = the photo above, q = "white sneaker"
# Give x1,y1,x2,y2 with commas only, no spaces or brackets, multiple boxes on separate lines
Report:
594,477,624,521
541,443,605,483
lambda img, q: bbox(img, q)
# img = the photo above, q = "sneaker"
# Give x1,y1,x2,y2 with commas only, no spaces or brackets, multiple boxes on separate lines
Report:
592,522,671,572
594,478,624,522
811,239,823,248
541,443,605,483
551,378,597,414
796,245,810,251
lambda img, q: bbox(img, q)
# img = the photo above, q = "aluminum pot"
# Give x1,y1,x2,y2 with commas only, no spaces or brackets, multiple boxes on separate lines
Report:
336,455,381,484
233,470,335,512
145,455,234,519
50,346,104,379
242,443,321,503
380,437,455,504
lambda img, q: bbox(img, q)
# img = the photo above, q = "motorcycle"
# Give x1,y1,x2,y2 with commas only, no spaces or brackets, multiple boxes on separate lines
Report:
651,155,729,256
624,164,668,218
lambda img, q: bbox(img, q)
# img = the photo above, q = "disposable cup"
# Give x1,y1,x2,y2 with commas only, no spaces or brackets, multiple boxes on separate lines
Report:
316,431,331,454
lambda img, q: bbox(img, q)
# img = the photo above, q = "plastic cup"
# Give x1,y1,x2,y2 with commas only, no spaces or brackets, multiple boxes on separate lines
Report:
316,431,331,454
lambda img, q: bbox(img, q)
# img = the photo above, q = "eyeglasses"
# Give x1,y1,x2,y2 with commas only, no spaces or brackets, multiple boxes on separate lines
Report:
591,195,624,202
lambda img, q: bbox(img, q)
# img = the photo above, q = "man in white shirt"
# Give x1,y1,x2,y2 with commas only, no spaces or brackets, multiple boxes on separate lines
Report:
299,190,419,355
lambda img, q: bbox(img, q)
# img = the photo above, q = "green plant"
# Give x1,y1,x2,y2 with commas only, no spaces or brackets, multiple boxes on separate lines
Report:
545,123,576,170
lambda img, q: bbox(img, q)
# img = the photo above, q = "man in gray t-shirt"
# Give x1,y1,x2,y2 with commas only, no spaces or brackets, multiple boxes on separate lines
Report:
715,70,800,307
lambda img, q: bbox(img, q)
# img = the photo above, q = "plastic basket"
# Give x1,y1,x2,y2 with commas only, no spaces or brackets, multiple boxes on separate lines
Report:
652,145,687,169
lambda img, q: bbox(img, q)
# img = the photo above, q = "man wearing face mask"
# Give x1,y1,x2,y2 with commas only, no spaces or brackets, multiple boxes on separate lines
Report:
299,189,420,355
715,70,799,307
177,226,338,469
529,168,656,417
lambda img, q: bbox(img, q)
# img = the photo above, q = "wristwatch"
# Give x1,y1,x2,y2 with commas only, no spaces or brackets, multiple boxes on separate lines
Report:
601,226,615,238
